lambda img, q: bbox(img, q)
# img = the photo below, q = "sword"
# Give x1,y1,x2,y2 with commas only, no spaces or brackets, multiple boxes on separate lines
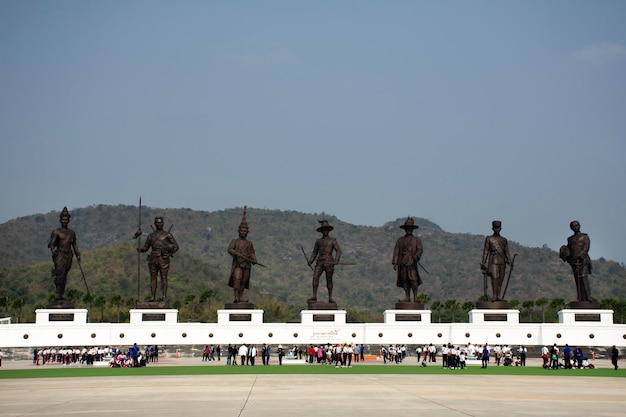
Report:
300,245,313,270
501,253,518,300
76,259,91,298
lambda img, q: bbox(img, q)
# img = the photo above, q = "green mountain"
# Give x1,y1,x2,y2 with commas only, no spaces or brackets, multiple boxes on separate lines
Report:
1,205,625,323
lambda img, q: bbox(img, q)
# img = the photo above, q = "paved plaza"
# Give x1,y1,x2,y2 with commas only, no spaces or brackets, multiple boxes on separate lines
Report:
1,358,625,417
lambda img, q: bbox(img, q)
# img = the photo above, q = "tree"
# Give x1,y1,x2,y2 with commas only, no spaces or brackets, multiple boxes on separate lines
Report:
430,300,442,323
521,300,534,322
444,299,460,323
508,299,520,310
199,290,214,321
417,293,430,305
83,293,94,322
93,295,107,322
535,298,548,323
461,300,474,313
0,295,10,316
12,298,25,323
110,295,123,323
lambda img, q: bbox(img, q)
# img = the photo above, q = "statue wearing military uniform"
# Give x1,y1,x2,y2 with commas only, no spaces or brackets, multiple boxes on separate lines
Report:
137,216,179,301
560,220,592,303
481,220,511,301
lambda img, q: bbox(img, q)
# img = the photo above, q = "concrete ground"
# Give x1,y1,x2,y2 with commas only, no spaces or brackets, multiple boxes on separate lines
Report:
1,357,625,417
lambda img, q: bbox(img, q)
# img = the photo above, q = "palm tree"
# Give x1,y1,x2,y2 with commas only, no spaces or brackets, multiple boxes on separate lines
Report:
444,299,460,323
110,295,123,323
430,300,442,323
12,298,25,323
83,293,94,322
521,300,534,322
548,298,566,317
535,297,548,323
417,293,430,306
199,290,214,321
0,295,10,317
93,295,107,322
461,300,474,314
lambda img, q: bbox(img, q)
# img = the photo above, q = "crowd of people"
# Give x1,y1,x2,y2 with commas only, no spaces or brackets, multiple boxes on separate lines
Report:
16,342,619,370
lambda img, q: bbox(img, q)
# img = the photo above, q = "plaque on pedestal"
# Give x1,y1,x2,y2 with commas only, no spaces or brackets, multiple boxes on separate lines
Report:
217,309,264,324
469,309,519,324
129,309,178,324
558,309,613,324
384,309,431,323
301,309,346,324
36,309,88,324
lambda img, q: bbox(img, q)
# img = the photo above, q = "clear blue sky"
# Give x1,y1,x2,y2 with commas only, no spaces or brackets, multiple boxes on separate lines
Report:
1,1,625,263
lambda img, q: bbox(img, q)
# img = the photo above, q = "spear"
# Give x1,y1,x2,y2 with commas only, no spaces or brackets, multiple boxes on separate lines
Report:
133,197,143,307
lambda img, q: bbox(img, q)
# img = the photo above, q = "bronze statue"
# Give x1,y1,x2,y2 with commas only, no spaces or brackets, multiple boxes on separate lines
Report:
228,207,258,303
560,220,592,302
392,217,423,302
480,221,512,302
137,216,179,301
48,207,81,302
307,220,342,304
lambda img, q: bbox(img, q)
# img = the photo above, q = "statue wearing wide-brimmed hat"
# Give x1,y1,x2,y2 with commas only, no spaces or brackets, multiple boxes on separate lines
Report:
392,217,423,303
306,219,342,304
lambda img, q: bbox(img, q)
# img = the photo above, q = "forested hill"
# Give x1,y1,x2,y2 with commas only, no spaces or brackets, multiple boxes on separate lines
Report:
1,205,625,323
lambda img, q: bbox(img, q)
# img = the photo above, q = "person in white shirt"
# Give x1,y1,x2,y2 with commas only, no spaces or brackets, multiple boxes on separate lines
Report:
238,344,248,366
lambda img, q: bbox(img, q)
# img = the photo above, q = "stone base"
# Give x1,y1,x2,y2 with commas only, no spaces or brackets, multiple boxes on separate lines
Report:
469,309,520,324
395,301,425,310
475,300,510,309
136,300,170,309
569,301,601,309
129,309,178,324
301,309,346,324
223,301,255,310
384,309,431,323
35,309,88,324
307,300,338,310
558,309,613,324
217,309,264,324
46,299,75,309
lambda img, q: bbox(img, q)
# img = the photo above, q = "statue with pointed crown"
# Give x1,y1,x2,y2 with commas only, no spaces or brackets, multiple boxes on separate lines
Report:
48,207,81,307
227,206,258,306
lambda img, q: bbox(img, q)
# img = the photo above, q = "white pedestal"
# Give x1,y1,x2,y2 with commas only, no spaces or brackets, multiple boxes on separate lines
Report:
383,310,431,323
129,309,178,324
35,309,88,324
469,309,520,324
301,310,346,324
558,309,613,324
217,309,264,324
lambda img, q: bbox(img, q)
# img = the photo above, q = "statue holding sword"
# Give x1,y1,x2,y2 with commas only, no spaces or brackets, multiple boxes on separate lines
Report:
306,219,344,305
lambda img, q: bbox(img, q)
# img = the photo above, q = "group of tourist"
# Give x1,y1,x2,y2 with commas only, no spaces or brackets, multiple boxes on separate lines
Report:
305,343,365,367
32,346,114,365
541,343,595,369
223,343,275,366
